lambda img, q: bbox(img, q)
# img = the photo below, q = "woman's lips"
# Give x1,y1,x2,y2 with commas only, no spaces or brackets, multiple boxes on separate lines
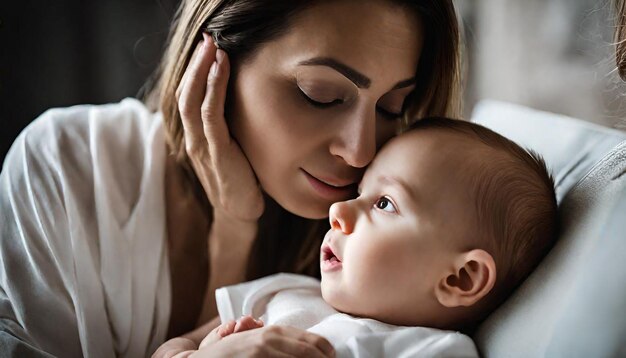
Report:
321,243,343,272
302,169,356,201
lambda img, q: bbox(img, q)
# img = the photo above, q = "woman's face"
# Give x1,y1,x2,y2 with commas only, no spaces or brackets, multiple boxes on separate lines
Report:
230,1,423,219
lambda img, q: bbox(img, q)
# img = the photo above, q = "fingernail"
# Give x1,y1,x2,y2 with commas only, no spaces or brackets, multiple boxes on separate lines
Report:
210,60,218,77
202,32,211,46
216,49,225,64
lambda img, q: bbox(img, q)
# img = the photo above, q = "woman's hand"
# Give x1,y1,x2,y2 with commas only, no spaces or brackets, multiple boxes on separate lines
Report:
177,32,262,326
151,337,197,358
198,315,264,349
176,32,264,222
190,324,336,358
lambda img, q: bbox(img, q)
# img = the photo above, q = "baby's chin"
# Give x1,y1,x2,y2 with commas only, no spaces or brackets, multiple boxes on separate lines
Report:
321,279,404,323
320,279,338,307
320,279,354,314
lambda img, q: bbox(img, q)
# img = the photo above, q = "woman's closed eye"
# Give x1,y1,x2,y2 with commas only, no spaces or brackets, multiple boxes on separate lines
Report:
376,106,401,120
298,87,344,108
298,87,401,120
374,196,397,214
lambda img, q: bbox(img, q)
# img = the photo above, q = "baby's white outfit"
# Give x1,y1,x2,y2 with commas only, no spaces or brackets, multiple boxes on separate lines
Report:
216,273,479,358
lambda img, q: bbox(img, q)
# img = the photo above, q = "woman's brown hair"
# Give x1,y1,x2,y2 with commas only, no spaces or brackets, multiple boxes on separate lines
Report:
615,0,626,80
144,0,463,280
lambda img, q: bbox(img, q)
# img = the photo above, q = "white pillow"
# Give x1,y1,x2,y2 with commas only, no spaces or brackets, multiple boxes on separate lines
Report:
470,100,626,357
471,100,626,202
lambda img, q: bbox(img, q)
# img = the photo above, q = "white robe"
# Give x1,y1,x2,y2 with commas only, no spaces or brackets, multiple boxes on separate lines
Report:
0,98,171,357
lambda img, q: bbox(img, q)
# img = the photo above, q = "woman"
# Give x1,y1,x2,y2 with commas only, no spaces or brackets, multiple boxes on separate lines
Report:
0,0,461,356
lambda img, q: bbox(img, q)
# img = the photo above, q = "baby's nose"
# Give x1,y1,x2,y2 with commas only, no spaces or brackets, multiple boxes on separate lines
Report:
329,201,355,234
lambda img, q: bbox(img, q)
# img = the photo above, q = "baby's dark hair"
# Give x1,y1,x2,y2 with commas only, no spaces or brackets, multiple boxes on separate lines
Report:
409,117,559,321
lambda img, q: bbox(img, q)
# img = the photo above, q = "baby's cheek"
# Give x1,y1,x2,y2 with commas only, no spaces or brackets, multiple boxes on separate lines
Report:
360,240,400,265
355,242,414,286
350,244,396,285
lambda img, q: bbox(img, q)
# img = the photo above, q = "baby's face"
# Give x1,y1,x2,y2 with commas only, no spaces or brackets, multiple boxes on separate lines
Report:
319,129,480,325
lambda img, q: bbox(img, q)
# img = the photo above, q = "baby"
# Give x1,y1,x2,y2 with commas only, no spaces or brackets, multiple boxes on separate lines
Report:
172,117,559,357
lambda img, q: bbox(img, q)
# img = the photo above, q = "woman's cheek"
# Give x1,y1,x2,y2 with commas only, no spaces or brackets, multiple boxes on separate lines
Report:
230,75,290,148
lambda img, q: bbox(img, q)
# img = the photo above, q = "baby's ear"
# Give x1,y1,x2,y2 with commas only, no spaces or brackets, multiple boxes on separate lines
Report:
435,249,496,308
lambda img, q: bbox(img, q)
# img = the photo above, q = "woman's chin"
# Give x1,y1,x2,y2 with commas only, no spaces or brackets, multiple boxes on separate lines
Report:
282,203,329,220
268,190,331,220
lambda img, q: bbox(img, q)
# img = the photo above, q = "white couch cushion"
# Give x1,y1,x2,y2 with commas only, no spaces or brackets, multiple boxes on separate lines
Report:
545,143,626,357
470,100,626,357
471,100,626,203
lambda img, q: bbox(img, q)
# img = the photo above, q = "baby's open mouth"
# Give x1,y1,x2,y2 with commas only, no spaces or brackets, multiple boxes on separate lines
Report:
321,243,343,272
322,244,341,263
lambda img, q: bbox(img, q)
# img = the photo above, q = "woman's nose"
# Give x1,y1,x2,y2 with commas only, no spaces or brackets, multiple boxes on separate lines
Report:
329,107,376,168
329,200,356,234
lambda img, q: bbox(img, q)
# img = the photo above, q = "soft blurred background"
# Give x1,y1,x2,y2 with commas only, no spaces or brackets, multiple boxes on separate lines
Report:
455,0,624,126
1,0,624,163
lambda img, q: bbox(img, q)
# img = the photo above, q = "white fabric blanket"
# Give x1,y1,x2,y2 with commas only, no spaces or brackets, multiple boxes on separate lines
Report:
0,98,171,357
216,273,479,358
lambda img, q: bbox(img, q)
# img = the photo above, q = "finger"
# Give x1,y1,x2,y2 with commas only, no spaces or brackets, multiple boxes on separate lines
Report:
300,333,335,358
201,46,231,152
181,33,217,111
270,337,330,358
172,351,196,358
263,346,294,358
179,33,218,150
176,39,205,101
197,332,218,350
218,320,237,337
234,316,263,333
279,328,335,358
198,320,236,349
243,327,332,358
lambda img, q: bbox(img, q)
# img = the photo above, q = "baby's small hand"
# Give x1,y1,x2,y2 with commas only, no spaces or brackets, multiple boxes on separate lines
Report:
198,315,264,349
233,315,264,333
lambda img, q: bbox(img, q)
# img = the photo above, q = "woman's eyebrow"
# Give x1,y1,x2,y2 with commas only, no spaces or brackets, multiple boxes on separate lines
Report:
299,57,370,88
298,57,415,90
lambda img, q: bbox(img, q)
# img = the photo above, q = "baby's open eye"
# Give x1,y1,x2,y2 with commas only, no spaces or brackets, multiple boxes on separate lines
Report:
374,196,397,213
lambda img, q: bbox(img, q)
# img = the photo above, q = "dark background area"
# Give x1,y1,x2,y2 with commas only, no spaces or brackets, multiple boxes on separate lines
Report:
1,0,180,163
